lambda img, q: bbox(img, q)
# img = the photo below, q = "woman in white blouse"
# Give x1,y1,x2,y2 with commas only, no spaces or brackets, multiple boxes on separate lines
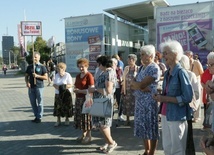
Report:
53,62,73,127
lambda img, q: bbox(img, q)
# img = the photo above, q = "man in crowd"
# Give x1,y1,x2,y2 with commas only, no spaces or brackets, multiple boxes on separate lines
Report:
25,52,48,123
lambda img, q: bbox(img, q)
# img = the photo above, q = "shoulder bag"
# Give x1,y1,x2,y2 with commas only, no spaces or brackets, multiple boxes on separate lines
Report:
89,97,113,118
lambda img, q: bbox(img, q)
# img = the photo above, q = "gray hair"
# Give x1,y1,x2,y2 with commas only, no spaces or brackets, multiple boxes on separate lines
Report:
207,52,214,60
111,58,118,66
180,55,190,70
140,45,155,60
159,40,183,61
185,50,193,56
128,54,137,62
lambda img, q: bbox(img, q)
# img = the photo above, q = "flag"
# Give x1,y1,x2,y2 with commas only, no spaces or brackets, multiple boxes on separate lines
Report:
18,24,25,57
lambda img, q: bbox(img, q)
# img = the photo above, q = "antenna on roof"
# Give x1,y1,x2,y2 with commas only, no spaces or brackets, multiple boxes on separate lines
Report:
6,27,8,36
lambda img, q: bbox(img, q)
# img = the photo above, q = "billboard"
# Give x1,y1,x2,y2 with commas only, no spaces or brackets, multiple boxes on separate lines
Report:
65,14,104,73
156,1,214,65
21,21,42,36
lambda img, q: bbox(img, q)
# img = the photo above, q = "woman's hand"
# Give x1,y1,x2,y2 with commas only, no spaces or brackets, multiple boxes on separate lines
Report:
88,87,96,93
73,88,79,93
130,80,138,90
205,80,214,94
200,136,214,155
153,94,163,102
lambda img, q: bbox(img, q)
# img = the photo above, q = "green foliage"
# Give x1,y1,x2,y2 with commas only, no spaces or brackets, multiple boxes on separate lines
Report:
10,46,21,65
26,36,51,64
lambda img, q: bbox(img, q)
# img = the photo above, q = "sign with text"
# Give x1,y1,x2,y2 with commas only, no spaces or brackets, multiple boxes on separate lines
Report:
156,1,214,65
65,14,104,73
21,21,42,36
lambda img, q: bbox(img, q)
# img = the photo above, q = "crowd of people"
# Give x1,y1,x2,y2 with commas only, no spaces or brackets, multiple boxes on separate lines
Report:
24,40,214,155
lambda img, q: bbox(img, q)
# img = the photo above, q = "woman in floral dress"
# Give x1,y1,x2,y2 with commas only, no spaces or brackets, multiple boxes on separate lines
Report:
121,54,139,125
131,45,161,155
88,56,118,154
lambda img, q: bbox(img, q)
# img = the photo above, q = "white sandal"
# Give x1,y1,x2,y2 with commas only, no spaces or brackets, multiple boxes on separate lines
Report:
104,141,117,154
96,143,108,151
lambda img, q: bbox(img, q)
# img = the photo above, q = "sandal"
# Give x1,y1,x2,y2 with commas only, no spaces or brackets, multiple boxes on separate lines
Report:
54,121,61,127
96,143,108,151
76,136,84,142
124,121,131,126
81,136,92,144
103,141,117,154
64,119,70,126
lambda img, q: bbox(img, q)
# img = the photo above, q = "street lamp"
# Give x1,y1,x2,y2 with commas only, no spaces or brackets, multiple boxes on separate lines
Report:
8,50,15,68
8,50,11,67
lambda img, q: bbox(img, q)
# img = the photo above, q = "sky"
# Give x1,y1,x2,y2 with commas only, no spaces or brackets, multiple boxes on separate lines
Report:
0,0,210,51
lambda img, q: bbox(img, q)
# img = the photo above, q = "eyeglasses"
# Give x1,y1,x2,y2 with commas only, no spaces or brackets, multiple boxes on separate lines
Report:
208,63,214,67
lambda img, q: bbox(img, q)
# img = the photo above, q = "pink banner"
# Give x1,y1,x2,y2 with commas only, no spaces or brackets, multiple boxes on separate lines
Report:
161,30,189,50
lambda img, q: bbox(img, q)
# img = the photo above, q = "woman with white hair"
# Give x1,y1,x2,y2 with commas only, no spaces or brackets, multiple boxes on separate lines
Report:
200,52,214,155
180,55,200,155
153,40,193,155
131,45,161,155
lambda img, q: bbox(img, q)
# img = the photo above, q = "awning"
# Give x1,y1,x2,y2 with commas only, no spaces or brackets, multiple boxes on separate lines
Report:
104,0,169,27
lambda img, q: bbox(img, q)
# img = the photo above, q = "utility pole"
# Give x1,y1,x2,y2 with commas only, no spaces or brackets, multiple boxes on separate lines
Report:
8,50,11,68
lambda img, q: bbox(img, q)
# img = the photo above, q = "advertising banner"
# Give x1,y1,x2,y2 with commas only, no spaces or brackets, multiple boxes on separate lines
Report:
21,21,42,36
65,14,103,73
156,1,214,65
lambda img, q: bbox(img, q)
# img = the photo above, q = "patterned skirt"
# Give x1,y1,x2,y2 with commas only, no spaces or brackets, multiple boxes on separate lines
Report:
73,97,92,130
53,90,73,117
122,89,135,116
134,96,159,140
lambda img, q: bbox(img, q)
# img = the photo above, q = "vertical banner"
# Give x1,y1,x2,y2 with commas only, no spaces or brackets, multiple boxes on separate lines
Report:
156,1,214,65
64,14,104,73
18,24,25,57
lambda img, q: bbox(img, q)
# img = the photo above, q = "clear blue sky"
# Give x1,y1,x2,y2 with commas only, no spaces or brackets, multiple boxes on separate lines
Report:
0,0,209,51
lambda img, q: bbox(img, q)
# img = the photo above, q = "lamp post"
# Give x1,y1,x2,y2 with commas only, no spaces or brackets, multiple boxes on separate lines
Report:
8,50,15,68
8,51,11,67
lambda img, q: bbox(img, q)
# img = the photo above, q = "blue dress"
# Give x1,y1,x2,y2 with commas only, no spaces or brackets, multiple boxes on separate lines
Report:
134,62,160,140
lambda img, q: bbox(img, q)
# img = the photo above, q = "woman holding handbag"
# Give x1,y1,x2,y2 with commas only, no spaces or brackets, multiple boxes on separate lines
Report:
73,58,94,144
88,55,118,154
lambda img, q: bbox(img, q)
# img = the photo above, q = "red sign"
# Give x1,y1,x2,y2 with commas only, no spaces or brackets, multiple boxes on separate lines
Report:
88,35,101,44
88,62,97,71
89,52,100,62
89,45,101,52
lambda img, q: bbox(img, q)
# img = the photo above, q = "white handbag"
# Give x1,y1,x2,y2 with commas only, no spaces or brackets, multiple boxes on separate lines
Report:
89,97,113,118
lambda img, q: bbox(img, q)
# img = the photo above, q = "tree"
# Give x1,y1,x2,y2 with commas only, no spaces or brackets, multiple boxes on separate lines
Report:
10,46,21,65
26,37,51,64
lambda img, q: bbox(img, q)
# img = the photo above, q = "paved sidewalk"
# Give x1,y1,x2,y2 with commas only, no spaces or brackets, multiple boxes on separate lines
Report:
0,70,210,155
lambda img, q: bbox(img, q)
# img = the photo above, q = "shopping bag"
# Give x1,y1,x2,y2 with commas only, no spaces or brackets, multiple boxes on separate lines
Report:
81,90,93,114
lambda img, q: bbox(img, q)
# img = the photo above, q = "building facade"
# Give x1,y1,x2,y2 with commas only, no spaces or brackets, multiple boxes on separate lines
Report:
64,13,147,73
2,36,14,65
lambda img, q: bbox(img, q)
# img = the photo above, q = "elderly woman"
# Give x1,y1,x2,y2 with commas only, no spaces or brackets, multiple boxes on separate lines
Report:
121,54,139,126
88,56,117,154
180,55,200,154
131,45,161,155
73,58,94,144
153,40,193,155
53,62,73,126
200,52,214,155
